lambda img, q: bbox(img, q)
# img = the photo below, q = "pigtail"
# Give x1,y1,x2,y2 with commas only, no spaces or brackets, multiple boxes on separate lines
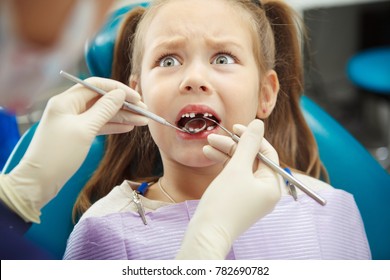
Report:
261,0,328,181
111,7,145,84
73,7,161,222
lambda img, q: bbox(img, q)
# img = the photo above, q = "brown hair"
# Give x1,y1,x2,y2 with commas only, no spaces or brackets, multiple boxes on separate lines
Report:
73,0,328,221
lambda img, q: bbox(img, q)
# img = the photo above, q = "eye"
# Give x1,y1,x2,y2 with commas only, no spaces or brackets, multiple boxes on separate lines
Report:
212,53,236,65
159,56,181,67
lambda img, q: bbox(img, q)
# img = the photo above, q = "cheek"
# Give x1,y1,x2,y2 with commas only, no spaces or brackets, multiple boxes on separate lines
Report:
139,73,177,150
224,70,260,121
224,89,260,125
141,84,166,116
140,72,174,116
143,92,167,144
147,122,163,148
230,100,258,125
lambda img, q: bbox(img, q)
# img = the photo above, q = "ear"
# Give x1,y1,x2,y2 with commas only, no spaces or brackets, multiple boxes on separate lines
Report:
129,75,140,91
130,75,144,100
257,70,279,119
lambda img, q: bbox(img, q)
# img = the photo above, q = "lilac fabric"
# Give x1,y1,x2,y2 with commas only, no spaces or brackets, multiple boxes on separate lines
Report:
63,189,371,260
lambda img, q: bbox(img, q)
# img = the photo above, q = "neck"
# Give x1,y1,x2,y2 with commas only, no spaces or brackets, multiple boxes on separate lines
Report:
161,161,223,201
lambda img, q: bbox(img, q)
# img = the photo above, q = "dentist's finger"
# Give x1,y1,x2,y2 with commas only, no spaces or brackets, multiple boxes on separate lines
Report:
108,113,149,127
232,123,247,137
230,119,264,169
234,122,278,165
203,145,230,166
207,134,237,157
80,89,127,131
109,99,149,125
98,123,135,135
258,137,279,165
84,77,142,103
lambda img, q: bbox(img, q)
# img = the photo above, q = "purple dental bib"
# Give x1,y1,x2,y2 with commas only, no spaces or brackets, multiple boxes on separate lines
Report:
64,189,370,260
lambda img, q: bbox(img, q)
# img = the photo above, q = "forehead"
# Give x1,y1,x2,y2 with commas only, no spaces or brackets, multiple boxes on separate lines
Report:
143,0,254,47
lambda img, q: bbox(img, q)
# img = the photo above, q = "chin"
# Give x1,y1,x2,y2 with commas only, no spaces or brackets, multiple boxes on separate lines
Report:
178,154,218,168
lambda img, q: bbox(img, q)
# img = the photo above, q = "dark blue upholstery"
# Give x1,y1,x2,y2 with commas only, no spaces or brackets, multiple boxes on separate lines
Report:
3,3,389,260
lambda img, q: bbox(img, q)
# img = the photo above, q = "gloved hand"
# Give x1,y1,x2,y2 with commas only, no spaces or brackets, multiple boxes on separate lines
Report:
176,119,282,259
0,77,148,223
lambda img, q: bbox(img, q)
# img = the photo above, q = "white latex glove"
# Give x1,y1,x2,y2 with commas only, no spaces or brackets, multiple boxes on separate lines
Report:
176,119,282,259
0,77,148,223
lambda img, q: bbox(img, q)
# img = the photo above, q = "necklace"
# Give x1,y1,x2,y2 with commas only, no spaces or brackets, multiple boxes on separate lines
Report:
158,177,176,203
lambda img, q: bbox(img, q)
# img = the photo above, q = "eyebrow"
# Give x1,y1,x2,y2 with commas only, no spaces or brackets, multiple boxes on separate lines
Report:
150,36,245,53
204,37,245,52
149,36,187,53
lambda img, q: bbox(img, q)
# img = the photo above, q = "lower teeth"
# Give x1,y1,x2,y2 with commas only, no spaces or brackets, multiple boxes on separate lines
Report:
186,125,215,133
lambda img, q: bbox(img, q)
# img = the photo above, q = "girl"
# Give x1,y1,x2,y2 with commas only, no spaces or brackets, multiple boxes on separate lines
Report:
64,0,370,259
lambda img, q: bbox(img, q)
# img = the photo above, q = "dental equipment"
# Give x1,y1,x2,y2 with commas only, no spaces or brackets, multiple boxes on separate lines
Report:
59,71,202,134
185,117,327,206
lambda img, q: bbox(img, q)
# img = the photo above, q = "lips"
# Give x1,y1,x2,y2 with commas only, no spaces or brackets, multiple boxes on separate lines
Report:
176,105,221,133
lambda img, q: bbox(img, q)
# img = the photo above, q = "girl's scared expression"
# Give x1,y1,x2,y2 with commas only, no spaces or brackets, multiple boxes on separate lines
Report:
131,0,278,168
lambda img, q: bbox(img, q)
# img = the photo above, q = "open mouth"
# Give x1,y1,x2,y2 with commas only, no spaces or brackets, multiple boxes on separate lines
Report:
177,112,220,133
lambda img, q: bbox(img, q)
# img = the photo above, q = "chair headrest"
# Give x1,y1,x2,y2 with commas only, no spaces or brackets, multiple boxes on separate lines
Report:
85,2,150,78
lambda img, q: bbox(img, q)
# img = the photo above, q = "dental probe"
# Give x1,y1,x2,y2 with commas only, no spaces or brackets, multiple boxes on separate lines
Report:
60,71,187,133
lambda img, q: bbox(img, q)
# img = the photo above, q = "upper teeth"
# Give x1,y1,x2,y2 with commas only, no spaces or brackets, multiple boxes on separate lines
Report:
181,112,214,118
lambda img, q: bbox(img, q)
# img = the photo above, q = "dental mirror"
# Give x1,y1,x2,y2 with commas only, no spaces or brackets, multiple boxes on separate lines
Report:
183,118,208,134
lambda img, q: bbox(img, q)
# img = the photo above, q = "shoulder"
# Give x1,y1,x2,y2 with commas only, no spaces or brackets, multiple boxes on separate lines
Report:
79,180,134,221
293,173,334,192
280,172,334,197
289,173,360,207
78,180,171,221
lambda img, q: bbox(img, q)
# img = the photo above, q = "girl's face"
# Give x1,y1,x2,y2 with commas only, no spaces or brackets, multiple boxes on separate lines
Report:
134,0,275,169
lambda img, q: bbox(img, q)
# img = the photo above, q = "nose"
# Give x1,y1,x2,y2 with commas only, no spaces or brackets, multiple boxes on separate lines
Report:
179,62,212,95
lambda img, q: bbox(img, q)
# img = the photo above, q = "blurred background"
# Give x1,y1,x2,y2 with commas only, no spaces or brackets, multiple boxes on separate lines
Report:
300,0,390,171
3,0,390,172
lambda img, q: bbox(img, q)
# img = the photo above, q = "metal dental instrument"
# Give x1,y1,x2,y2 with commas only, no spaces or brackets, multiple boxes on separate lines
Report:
191,117,327,206
183,118,207,134
131,190,147,225
284,167,298,201
60,70,191,134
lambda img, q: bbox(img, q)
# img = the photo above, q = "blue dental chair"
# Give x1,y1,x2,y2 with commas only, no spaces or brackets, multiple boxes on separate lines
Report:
347,46,390,169
2,3,390,260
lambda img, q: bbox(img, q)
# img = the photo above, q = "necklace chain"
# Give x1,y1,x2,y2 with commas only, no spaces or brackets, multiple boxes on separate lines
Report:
158,177,176,203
